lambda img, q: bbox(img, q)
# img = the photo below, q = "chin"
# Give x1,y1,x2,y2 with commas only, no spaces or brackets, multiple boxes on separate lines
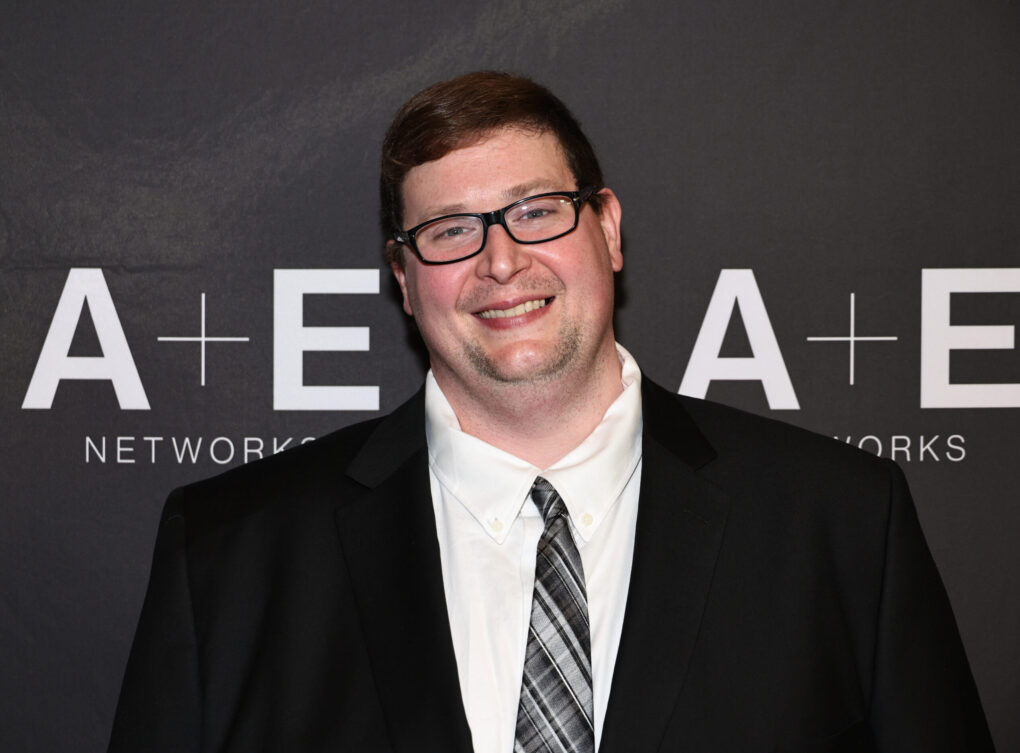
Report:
464,334,583,385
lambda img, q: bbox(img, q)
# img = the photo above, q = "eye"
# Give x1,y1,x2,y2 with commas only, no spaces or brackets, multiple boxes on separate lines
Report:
422,217,481,246
524,207,552,219
509,197,567,224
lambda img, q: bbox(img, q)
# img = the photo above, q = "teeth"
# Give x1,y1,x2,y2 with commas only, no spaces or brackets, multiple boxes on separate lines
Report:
478,298,549,319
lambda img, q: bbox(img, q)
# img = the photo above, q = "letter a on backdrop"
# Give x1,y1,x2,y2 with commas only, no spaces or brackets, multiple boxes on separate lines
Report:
22,268,150,410
680,269,800,410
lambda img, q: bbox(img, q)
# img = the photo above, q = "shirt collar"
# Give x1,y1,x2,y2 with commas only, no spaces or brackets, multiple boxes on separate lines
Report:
425,344,643,544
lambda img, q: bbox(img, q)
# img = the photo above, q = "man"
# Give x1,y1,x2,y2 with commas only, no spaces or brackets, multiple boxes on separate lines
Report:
109,72,994,752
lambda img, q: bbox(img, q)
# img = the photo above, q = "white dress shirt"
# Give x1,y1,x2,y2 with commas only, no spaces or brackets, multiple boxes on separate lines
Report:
425,344,644,753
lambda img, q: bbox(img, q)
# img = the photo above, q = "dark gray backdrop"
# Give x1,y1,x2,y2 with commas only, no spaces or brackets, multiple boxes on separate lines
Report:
2,1,1017,751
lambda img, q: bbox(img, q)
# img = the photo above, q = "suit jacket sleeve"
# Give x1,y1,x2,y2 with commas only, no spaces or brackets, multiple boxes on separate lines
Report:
108,490,202,753
869,461,994,752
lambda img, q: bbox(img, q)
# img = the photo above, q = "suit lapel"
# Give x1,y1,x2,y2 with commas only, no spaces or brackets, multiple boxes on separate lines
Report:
600,380,730,753
334,389,473,753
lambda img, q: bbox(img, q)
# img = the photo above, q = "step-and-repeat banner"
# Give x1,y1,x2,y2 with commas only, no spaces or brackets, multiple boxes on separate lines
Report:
2,1,1017,750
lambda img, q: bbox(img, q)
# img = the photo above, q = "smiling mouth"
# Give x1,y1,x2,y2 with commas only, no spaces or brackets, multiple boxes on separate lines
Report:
476,297,552,319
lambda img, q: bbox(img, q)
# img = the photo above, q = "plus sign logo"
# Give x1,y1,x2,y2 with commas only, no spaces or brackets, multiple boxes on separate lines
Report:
156,294,249,386
806,293,898,385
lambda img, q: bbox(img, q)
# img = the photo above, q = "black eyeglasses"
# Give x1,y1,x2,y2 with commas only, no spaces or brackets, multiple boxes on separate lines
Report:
393,187,599,265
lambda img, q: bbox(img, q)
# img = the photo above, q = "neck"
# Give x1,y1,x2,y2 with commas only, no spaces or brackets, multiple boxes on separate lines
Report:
434,343,624,469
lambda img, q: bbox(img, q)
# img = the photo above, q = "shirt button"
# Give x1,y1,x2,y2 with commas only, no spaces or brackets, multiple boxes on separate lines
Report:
581,513,594,526
490,519,504,532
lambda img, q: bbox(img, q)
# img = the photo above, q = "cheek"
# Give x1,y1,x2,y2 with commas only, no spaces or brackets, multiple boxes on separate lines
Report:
407,271,461,322
561,238,615,290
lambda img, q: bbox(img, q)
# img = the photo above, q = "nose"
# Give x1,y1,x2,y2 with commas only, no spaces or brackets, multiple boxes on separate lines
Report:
474,224,532,284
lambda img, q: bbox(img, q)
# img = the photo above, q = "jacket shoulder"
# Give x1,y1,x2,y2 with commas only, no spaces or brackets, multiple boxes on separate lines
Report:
643,384,906,526
160,412,395,536
673,390,896,481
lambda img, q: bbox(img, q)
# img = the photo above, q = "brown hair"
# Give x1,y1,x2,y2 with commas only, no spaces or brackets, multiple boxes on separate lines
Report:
380,71,604,265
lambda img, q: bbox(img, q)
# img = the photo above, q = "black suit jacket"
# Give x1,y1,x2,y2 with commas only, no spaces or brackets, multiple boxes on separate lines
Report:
108,379,994,752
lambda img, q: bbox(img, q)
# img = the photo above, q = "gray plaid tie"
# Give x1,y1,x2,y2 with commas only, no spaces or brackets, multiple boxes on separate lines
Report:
514,477,595,753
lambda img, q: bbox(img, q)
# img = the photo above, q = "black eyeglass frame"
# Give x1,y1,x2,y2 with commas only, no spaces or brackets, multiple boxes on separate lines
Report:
392,186,600,265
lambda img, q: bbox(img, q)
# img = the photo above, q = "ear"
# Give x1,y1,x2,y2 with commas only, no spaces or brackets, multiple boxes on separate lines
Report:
595,188,623,272
388,246,414,316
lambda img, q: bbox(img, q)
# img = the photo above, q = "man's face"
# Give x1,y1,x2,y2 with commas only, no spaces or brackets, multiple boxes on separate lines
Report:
391,128,623,399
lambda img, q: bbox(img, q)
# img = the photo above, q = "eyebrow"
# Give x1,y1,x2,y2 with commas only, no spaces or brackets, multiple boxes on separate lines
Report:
415,180,563,224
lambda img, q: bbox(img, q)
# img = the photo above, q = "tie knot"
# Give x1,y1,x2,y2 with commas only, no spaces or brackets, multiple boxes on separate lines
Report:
531,476,567,523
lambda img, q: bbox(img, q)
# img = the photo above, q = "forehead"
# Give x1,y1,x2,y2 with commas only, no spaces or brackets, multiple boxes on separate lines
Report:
400,128,574,226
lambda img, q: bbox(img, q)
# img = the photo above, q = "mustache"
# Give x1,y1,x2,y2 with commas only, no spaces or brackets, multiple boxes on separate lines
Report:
457,276,564,311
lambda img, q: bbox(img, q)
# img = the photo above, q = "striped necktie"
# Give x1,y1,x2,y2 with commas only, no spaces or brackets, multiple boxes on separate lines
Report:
514,477,595,753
